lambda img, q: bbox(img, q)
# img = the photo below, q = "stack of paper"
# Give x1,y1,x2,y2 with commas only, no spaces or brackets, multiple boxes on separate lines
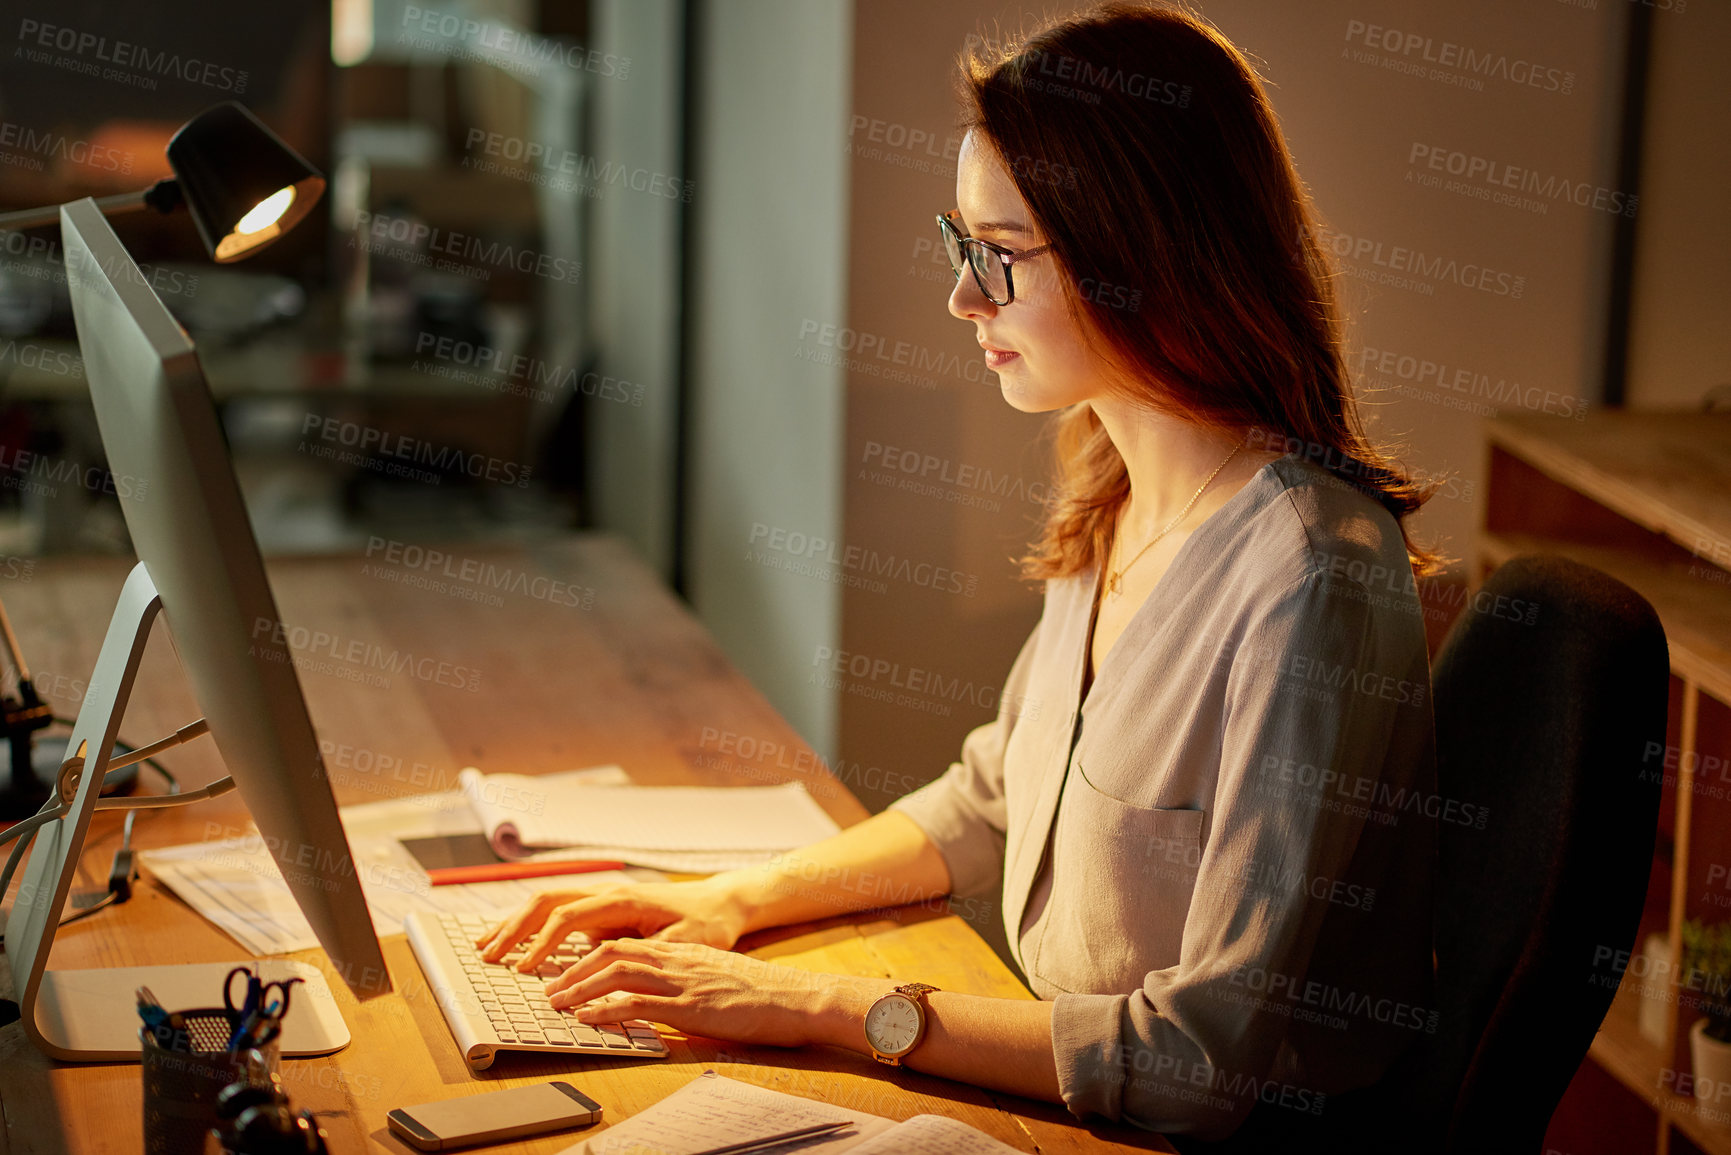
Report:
138,786,648,956
560,1071,1023,1154
457,768,841,871
137,765,841,957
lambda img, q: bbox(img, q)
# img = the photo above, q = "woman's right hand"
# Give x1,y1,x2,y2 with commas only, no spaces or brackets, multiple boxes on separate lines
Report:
473,876,753,971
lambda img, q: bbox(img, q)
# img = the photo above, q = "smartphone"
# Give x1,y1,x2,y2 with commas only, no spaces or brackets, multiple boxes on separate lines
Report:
387,1082,603,1151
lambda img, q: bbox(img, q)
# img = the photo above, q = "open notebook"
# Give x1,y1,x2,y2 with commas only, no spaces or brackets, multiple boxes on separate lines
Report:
458,766,841,872
561,1071,1024,1154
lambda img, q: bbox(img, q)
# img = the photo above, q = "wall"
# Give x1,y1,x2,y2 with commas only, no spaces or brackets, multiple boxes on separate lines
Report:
1625,0,1730,409
588,0,685,576
836,0,1629,823
837,0,1071,816
684,0,853,754
676,2,1681,828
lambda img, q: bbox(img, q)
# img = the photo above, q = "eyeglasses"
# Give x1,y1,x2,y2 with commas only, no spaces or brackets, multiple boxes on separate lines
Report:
936,211,1054,306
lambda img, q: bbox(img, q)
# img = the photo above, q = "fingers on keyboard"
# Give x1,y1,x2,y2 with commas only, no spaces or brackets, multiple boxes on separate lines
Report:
435,914,665,1057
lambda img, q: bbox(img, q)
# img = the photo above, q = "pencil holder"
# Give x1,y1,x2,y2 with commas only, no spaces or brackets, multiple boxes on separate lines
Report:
141,1009,280,1155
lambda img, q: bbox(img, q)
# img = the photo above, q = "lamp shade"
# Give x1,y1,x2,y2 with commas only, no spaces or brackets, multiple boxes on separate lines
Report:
165,102,325,263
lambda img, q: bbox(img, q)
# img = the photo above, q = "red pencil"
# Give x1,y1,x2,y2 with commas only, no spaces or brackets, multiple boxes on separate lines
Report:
424,859,626,886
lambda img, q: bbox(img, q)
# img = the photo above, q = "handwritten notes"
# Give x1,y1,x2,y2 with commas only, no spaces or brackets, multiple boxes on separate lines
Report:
560,1072,1023,1155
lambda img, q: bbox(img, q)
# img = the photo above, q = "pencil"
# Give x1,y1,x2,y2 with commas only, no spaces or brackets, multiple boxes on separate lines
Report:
686,1121,854,1155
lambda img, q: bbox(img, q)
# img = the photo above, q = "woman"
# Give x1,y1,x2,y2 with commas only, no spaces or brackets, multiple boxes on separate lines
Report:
477,2,1441,1142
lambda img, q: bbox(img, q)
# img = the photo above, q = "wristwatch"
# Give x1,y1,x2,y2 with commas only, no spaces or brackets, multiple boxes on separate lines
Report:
864,982,940,1065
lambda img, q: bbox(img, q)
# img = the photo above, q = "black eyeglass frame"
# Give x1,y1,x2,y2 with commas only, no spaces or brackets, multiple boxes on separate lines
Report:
936,211,1054,306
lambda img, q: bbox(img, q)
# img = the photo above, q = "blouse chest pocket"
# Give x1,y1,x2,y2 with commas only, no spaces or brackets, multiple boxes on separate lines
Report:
1030,762,1206,996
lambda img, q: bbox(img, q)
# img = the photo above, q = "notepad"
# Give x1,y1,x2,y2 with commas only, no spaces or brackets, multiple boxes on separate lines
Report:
457,767,841,870
844,1115,1028,1153
559,1071,1023,1154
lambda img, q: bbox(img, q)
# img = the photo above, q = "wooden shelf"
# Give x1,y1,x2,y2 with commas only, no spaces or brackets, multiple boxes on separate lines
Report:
1479,530,1731,704
1670,1094,1731,1155
1587,976,1731,1153
1481,411,1731,1153
1486,412,1731,566
1590,975,1668,1101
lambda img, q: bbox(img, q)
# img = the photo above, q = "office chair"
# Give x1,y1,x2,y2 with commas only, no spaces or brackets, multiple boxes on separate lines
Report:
1173,554,1669,1154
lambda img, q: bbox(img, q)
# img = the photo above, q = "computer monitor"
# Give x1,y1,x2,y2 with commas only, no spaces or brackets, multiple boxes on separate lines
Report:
2,197,390,1061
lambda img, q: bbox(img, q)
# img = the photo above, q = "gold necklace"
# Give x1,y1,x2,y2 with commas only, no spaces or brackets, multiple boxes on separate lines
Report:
1105,433,1248,598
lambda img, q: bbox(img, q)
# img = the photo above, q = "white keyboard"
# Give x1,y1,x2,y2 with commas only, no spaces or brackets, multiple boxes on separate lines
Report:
403,910,670,1070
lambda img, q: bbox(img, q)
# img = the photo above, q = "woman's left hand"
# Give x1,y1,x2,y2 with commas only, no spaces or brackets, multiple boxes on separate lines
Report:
544,939,879,1048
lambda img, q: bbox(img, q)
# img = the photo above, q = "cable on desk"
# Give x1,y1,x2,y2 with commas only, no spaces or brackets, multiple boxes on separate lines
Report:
0,795,56,946
47,715,181,926
0,721,186,942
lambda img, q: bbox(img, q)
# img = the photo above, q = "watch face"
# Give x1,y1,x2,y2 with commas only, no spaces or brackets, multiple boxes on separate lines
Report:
865,994,921,1055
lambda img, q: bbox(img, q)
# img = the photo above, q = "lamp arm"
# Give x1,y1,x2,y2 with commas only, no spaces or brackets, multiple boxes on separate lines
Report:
0,596,29,685
0,179,182,232
0,594,51,732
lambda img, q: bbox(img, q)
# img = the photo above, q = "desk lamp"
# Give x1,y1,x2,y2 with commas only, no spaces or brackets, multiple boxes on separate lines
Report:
0,101,324,259
0,101,324,819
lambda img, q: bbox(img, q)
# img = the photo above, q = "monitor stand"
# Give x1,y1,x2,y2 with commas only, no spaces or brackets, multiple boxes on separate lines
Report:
4,562,350,1061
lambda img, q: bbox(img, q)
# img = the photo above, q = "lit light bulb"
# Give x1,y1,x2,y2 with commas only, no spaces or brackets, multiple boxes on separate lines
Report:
235,187,295,235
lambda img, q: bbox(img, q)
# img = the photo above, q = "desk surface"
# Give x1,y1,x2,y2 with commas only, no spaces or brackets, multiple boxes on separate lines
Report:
0,535,1172,1153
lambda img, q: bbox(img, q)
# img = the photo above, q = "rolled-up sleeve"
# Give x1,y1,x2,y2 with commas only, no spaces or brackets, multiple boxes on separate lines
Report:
1051,566,1427,1138
889,621,1042,897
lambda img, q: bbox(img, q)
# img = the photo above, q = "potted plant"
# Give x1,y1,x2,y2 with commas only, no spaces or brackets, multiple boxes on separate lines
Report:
1681,917,1731,1109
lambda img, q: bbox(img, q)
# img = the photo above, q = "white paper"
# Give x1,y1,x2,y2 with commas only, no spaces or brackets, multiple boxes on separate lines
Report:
138,781,657,957
140,843,318,954
844,1115,1023,1154
561,1072,898,1155
457,768,840,862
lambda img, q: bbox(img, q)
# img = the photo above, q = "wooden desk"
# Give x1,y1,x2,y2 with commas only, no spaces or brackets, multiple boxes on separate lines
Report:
0,535,1171,1153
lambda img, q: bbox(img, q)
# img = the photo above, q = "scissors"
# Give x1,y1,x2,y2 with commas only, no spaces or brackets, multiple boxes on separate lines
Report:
223,966,302,1049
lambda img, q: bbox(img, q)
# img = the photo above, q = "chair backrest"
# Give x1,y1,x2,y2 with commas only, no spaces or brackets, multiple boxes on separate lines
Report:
1166,555,1669,1155
1399,554,1669,1150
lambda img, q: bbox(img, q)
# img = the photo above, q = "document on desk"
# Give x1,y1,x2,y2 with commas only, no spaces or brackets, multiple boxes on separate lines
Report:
138,785,652,956
843,1114,1025,1153
559,1072,1023,1155
558,1071,893,1154
458,767,841,870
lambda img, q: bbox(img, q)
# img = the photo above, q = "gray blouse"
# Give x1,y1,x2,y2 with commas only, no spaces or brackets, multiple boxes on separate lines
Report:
891,452,1440,1141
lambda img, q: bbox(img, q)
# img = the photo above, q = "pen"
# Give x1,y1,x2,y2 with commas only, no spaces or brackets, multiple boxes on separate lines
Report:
136,985,185,1045
135,986,168,1030
686,1121,854,1155
228,1011,284,1053
424,859,625,887
138,1012,187,1051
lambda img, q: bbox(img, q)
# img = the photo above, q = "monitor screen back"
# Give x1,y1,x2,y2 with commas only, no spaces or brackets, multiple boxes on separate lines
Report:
61,197,389,999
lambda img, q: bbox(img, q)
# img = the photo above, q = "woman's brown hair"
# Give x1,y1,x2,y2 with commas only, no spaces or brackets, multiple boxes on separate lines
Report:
957,2,1445,579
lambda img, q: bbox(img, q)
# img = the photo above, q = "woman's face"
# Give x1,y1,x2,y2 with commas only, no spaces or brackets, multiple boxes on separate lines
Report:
948,129,1110,412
